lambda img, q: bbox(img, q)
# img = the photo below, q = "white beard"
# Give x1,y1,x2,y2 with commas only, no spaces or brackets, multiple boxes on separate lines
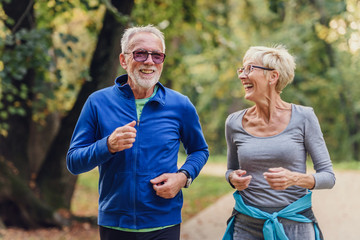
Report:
128,67,161,89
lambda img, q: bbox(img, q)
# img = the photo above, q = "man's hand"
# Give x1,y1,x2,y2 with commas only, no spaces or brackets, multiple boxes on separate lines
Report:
150,173,187,199
229,169,252,191
107,121,137,153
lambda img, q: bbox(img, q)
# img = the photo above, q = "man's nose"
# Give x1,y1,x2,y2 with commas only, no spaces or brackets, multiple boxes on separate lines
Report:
143,54,155,64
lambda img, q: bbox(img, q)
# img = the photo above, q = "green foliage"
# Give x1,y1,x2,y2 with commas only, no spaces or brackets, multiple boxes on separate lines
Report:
1,0,360,161
0,27,52,133
131,0,360,161
0,28,51,80
35,0,101,28
0,0,105,134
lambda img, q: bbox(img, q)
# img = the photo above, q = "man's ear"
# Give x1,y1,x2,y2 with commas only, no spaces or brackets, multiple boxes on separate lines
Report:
119,53,127,70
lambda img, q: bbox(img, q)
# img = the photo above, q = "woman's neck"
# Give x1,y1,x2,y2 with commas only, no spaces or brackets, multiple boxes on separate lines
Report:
251,95,290,123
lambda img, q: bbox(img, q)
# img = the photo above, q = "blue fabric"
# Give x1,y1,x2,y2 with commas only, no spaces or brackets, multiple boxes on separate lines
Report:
222,191,321,240
67,74,209,230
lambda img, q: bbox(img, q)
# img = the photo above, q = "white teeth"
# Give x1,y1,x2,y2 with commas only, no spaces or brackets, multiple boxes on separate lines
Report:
141,69,154,74
243,84,253,88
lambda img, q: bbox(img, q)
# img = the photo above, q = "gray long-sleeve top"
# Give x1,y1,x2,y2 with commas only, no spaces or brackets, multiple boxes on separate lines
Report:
225,104,336,208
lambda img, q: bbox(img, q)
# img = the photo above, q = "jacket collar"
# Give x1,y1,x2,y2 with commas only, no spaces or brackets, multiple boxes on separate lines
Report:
114,74,166,106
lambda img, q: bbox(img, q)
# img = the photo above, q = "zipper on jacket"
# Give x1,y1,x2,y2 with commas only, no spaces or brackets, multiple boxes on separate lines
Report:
133,111,140,228
133,125,138,228
132,96,154,228
131,97,139,228
133,101,146,227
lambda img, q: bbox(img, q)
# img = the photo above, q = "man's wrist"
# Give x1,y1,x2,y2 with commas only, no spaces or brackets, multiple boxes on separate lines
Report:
177,169,192,188
106,136,115,154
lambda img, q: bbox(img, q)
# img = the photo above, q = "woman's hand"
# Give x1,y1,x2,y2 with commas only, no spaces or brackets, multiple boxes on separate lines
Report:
263,167,299,190
264,167,315,190
229,170,252,191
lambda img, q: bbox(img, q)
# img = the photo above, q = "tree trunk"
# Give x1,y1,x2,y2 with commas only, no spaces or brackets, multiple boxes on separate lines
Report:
0,0,134,228
0,157,61,229
0,0,62,228
35,0,134,210
0,0,35,180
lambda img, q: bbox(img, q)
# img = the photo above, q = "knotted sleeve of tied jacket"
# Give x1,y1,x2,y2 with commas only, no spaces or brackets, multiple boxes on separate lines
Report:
222,191,322,240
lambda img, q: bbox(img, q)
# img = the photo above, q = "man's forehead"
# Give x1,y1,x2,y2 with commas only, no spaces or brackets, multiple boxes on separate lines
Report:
129,32,163,51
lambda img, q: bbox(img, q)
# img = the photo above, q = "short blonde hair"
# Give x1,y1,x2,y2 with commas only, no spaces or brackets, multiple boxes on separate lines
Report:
243,45,296,92
121,24,166,53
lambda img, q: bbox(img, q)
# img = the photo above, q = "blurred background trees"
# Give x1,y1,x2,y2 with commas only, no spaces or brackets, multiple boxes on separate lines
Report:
0,0,359,228
0,0,134,228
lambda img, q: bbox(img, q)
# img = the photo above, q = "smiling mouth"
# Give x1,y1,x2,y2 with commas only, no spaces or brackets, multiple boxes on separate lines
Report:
243,83,253,90
140,69,155,74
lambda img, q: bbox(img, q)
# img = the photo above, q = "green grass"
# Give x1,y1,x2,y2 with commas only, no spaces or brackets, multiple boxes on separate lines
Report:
182,174,232,221
207,154,228,163
76,168,99,190
332,161,360,170
71,169,99,216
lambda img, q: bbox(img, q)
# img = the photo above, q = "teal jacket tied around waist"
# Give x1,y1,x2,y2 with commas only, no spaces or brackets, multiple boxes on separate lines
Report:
222,191,322,240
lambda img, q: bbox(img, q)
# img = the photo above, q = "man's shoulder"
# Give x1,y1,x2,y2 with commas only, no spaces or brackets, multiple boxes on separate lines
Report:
161,86,191,104
163,86,187,97
88,86,115,99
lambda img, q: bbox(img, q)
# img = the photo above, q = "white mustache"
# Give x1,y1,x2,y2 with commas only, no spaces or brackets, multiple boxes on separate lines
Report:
140,67,156,71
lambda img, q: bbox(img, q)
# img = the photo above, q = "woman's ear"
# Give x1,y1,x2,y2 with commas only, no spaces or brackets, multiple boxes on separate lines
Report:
119,53,127,70
269,70,279,85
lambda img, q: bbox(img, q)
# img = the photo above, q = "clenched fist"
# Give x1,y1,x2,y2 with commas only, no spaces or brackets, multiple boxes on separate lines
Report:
229,169,252,191
107,121,137,153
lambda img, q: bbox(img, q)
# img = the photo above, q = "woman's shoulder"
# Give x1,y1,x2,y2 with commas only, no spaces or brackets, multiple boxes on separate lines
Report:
226,109,247,124
291,104,319,124
292,104,315,115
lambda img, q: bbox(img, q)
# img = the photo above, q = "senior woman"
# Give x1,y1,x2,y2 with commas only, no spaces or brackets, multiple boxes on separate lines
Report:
222,45,335,240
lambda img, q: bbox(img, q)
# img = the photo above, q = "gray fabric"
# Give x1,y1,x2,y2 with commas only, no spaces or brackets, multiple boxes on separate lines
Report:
225,104,335,208
233,212,316,240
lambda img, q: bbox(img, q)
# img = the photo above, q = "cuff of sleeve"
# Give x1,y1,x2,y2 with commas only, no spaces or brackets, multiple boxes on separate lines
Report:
97,136,115,161
226,171,236,189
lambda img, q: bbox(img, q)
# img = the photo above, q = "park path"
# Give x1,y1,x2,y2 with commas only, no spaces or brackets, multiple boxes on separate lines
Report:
181,163,360,240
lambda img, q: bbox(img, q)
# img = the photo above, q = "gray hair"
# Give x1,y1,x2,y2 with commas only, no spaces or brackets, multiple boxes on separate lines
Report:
243,45,296,92
121,24,166,53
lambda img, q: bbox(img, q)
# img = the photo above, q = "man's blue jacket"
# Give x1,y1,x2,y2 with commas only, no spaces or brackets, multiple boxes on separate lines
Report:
67,74,209,229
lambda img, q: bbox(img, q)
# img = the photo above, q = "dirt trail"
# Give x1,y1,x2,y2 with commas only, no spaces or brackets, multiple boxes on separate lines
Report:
181,167,360,240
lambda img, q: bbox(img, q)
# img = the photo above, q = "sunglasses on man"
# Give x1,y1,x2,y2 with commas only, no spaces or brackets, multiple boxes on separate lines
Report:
125,50,166,64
